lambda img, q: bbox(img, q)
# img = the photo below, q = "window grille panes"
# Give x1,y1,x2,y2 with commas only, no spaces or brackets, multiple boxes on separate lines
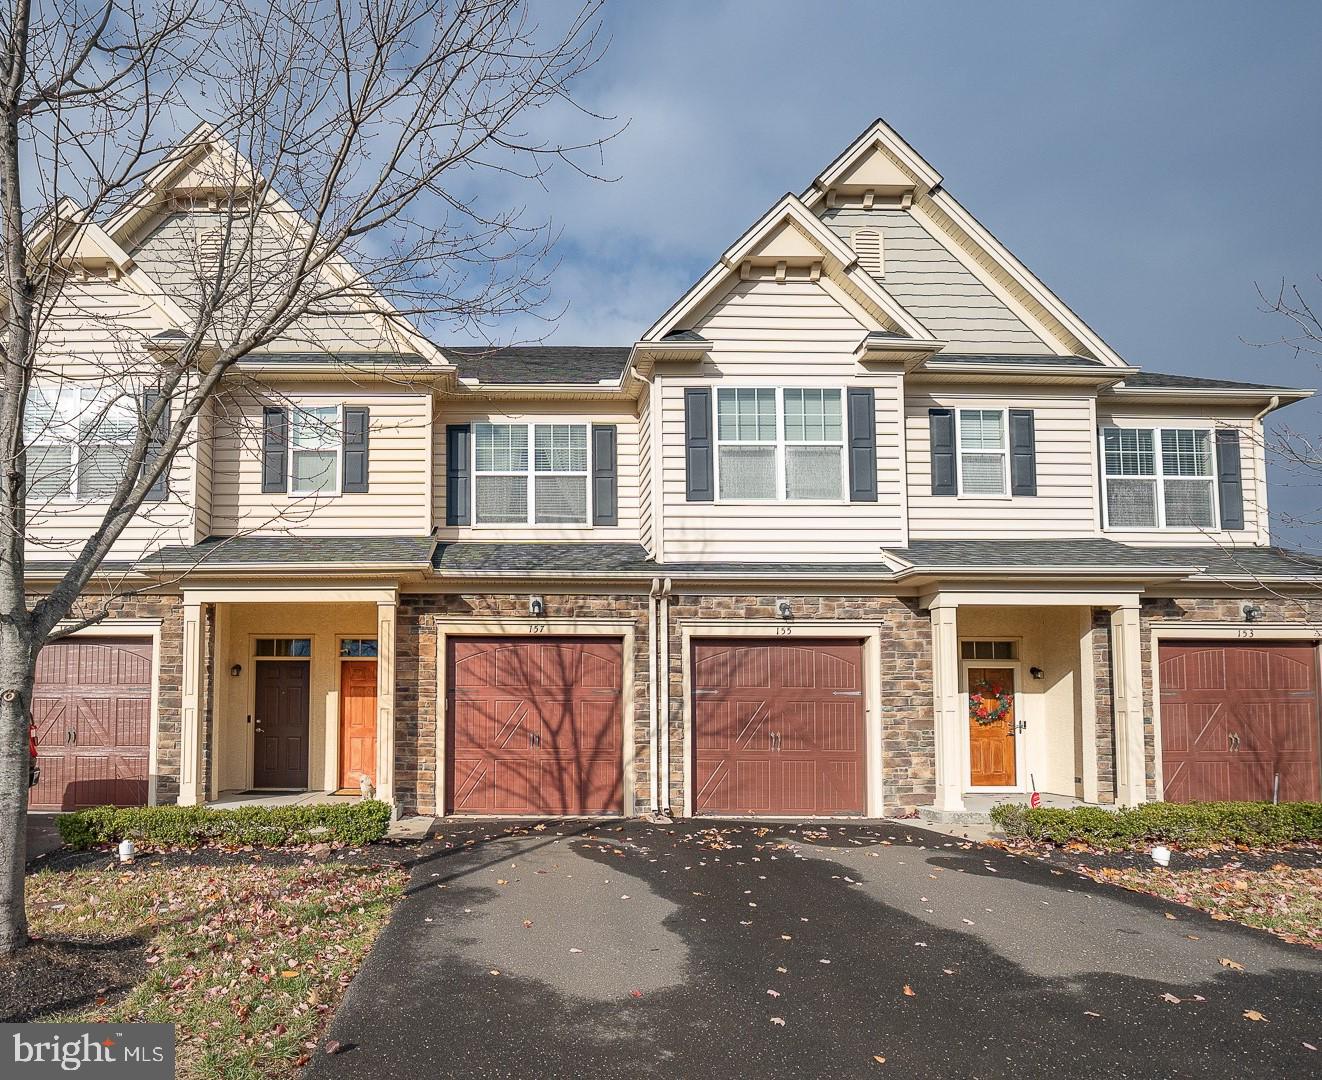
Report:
1160,429,1212,478
339,638,378,658
256,638,311,657
474,423,528,472
1103,428,1155,476
717,388,776,441
718,445,777,500
958,410,1007,495
25,383,141,502
783,389,842,442
961,640,1017,661
474,423,588,524
534,425,587,472
291,406,341,494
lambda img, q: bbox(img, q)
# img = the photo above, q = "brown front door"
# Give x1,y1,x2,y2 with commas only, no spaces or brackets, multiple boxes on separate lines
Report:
339,660,378,790
692,640,866,815
1159,641,1321,802
29,638,152,810
254,660,310,789
968,667,1017,787
447,638,623,815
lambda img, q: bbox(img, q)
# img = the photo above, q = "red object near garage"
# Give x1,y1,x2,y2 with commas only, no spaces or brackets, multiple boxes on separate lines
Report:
446,637,624,815
28,637,152,811
1158,640,1321,803
692,639,866,816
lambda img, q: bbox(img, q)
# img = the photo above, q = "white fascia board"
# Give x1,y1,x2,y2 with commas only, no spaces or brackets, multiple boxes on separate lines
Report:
799,118,943,204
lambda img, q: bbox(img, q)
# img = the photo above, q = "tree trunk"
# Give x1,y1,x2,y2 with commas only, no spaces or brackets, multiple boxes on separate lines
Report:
0,623,35,954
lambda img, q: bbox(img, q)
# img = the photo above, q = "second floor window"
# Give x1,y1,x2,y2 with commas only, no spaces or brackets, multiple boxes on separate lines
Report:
958,409,1008,496
715,387,844,501
24,383,137,501
1102,426,1215,529
291,405,342,494
474,422,589,524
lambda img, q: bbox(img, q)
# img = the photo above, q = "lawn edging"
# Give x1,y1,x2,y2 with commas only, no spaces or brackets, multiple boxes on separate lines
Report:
56,800,393,850
990,800,1322,848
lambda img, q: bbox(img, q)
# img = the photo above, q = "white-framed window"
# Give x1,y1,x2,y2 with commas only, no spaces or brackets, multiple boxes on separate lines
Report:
957,409,1008,496
714,387,844,502
1101,426,1216,529
23,382,138,502
473,421,590,525
290,404,342,495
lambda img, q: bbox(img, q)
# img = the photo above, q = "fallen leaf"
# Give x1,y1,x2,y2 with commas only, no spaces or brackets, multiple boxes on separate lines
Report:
873,1054,886,1064
569,948,583,954
766,989,781,998
1161,993,1182,1004
489,969,501,976
629,989,643,999
1084,1011,1102,1018
1243,1010,1269,1022
280,970,299,979
496,879,509,886
769,1017,786,1027
1303,1042,1317,1051
1164,913,1176,920
1186,934,1200,941
942,969,954,975
902,985,916,997
324,1040,344,1056
1219,958,1245,972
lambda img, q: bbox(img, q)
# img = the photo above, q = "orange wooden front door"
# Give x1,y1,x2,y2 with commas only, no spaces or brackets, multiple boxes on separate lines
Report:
968,666,1016,787
339,660,378,790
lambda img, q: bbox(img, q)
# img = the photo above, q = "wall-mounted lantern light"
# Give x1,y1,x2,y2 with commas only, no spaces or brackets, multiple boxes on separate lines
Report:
1242,604,1265,623
776,599,792,620
230,664,243,677
529,595,545,618
1029,666,1045,680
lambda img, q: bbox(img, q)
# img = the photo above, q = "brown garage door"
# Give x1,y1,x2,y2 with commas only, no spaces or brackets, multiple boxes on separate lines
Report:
30,637,152,811
693,639,866,815
1159,641,1321,803
446,637,623,815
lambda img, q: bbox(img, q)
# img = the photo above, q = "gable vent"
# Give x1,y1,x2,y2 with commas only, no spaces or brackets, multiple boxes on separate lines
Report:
851,228,883,278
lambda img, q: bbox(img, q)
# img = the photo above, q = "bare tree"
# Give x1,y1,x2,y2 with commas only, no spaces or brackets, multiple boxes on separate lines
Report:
0,0,614,953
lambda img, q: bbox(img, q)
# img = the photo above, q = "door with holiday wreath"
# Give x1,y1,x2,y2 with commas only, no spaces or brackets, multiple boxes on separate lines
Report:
967,667,1017,787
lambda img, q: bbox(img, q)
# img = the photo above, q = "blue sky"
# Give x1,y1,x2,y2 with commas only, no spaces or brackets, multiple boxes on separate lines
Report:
473,1,1322,544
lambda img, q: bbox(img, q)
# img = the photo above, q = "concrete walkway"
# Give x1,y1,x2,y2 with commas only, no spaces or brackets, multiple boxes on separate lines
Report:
306,820,1322,1079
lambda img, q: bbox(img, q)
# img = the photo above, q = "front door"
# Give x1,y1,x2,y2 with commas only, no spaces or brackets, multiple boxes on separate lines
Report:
339,660,378,790
254,660,310,789
968,666,1017,788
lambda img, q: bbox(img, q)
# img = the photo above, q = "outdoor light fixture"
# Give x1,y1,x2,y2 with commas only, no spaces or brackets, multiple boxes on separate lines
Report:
529,595,545,618
776,599,792,620
230,663,242,677
1029,666,1045,680
1243,604,1265,623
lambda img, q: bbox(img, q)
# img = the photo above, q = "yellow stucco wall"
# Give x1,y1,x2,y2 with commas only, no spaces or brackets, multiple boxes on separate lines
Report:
213,602,378,794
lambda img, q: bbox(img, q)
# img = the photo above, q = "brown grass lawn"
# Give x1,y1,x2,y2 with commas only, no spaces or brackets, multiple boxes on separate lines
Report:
1078,863,1322,948
21,861,406,1079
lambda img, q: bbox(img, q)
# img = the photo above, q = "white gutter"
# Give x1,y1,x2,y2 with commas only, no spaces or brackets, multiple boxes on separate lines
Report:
648,576,662,813
1253,394,1282,424
659,576,673,814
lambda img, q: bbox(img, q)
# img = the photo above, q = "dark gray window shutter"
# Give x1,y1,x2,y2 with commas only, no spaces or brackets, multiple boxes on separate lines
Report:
141,391,170,502
342,406,369,493
1009,409,1037,496
1215,428,1245,530
928,408,956,496
684,387,714,502
261,407,288,493
846,388,877,502
445,423,471,526
591,424,618,526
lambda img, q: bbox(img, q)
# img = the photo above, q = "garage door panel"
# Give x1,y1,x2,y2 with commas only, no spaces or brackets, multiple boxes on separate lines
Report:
445,637,623,815
1160,641,1321,803
693,639,866,816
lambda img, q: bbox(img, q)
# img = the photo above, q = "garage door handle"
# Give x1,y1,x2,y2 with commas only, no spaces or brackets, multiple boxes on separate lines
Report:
832,690,862,696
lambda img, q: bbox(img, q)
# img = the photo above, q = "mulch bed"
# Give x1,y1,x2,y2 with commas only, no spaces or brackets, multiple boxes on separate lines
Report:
0,935,147,1022
991,838,1322,874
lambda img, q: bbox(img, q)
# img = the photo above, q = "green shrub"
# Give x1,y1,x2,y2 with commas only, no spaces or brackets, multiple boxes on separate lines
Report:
989,800,1322,848
55,800,393,851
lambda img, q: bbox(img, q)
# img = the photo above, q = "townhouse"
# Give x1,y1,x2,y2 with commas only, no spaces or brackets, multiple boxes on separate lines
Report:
25,119,1322,822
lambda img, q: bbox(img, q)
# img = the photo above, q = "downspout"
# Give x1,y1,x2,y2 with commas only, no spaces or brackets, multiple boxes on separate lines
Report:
648,577,662,813
659,577,673,815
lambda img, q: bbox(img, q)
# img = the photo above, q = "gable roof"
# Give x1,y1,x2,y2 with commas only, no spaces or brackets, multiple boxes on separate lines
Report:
445,346,631,385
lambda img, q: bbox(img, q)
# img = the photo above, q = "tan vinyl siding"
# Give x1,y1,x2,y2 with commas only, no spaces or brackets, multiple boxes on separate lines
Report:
905,388,1098,539
210,383,431,535
432,400,641,541
820,207,1052,354
1097,404,1267,546
660,275,905,560
638,385,655,553
23,277,197,562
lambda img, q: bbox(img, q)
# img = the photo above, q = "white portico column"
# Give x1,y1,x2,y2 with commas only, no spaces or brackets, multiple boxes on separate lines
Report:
375,598,397,809
177,600,207,806
1110,602,1147,806
929,597,965,813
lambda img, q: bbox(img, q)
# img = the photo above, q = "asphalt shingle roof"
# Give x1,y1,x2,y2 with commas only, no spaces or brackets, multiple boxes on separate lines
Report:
888,538,1190,569
444,346,630,385
149,535,436,567
931,353,1104,367
1116,372,1307,392
433,542,651,573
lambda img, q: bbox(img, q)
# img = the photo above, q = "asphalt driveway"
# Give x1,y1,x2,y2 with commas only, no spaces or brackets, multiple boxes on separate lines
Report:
307,820,1321,1079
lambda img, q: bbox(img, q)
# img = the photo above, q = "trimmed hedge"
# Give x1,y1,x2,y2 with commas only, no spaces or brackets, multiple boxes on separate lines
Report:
56,800,393,851
989,801,1322,849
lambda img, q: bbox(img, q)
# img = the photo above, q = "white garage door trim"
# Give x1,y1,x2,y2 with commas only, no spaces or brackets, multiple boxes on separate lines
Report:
434,617,638,817
48,619,163,807
1149,621,1322,799
677,620,886,818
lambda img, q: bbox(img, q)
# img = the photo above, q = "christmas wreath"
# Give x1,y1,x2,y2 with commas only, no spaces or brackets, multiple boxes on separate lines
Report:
968,678,1013,725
